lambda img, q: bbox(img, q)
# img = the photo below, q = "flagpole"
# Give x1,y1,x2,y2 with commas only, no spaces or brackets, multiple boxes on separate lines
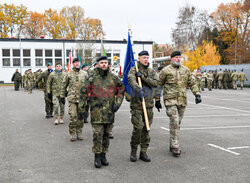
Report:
128,28,150,131
101,33,104,56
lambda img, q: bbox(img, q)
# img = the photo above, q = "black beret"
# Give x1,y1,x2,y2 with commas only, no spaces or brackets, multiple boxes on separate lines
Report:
97,56,108,62
72,58,80,63
80,63,88,69
171,51,181,58
138,51,149,56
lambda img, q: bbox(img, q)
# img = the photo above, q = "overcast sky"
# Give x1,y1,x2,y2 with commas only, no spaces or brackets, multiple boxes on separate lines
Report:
3,0,234,44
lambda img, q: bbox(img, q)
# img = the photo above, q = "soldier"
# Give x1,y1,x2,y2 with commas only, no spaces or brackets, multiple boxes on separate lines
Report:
128,51,160,163
27,69,35,94
201,71,207,91
222,69,230,90
81,63,90,123
78,56,124,168
231,70,238,90
213,70,218,89
158,51,201,157
60,58,88,141
47,62,66,125
23,70,28,92
217,69,223,89
238,69,248,90
194,68,202,91
36,63,54,118
206,70,214,91
11,69,22,91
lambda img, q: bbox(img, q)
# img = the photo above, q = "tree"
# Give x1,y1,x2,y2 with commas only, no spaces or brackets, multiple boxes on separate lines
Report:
81,17,104,40
183,41,221,71
23,11,45,38
171,4,210,50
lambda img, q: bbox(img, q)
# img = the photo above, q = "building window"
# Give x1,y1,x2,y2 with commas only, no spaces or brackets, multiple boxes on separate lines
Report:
36,58,43,66
23,58,31,66
55,50,62,57
13,58,20,66
23,49,30,57
45,58,52,66
3,58,10,66
2,49,10,57
35,49,43,66
13,49,20,57
45,50,52,57
55,58,62,65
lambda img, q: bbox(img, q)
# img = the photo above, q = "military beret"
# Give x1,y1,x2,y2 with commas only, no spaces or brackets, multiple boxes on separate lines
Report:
97,56,108,62
171,51,181,58
138,51,149,56
55,62,61,66
81,63,88,69
47,62,52,66
72,58,80,63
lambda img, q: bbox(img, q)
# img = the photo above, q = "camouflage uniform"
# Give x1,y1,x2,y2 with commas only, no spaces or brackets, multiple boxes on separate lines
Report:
79,67,124,154
11,71,22,91
128,62,159,153
206,72,214,90
27,72,35,93
217,70,223,89
201,73,207,91
222,70,230,89
213,71,218,89
231,71,238,90
37,69,53,116
158,63,199,149
194,70,202,91
23,72,28,91
61,68,88,136
238,71,248,89
47,69,66,119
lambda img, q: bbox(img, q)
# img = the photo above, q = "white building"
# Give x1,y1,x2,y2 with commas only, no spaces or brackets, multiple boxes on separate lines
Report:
0,38,153,83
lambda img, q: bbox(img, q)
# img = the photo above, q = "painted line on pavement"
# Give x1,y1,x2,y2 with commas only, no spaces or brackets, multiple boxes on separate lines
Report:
160,127,169,131
160,125,250,131
208,144,240,156
227,146,250,150
202,96,250,104
155,114,250,118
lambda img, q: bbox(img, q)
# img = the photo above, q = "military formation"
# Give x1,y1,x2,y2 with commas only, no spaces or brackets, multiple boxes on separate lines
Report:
193,68,248,91
10,51,248,169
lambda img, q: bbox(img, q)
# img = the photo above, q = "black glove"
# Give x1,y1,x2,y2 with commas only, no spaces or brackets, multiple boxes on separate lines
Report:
48,93,52,100
78,112,85,120
65,92,68,97
135,72,142,78
195,94,202,104
137,88,145,101
113,104,119,113
60,97,65,105
155,101,162,112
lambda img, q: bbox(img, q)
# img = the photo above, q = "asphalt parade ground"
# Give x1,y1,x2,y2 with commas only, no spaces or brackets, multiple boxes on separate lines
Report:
0,86,250,183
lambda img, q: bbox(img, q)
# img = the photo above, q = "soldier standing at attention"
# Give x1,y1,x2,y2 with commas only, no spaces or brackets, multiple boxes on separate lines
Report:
78,56,124,168
36,63,54,118
206,70,214,91
11,69,22,91
238,69,248,90
47,62,66,125
60,58,88,141
158,51,201,157
128,51,160,163
231,70,238,90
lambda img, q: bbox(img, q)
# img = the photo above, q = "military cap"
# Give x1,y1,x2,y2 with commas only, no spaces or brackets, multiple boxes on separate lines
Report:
47,62,52,66
73,58,80,63
81,63,88,69
171,51,181,58
97,56,108,62
138,50,149,56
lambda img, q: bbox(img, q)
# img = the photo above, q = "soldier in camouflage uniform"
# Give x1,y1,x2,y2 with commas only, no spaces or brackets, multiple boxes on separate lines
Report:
36,63,54,118
222,69,230,89
206,70,214,91
78,56,124,168
128,51,160,163
47,62,66,125
201,71,207,91
27,69,35,94
11,69,22,91
158,51,201,157
231,70,238,90
216,69,223,89
213,70,218,89
194,68,202,91
60,58,88,141
81,63,90,123
238,69,248,90
23,70,28,92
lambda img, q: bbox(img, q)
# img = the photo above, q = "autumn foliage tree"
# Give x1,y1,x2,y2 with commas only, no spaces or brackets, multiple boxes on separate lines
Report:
24,11,45,38
82,17,104,40
183,41,221,71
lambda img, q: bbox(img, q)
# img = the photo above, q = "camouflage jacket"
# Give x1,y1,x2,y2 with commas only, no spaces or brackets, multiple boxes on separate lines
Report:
222,71,230,81
238,72,248,81
37,70,51,91
128,62,159,110
60,68,88,103
11,72,22,82
79,68,124,124
217,71,223,81
231,72,238,81
47,70,66,97
158,63,199,107
206,73,213,81
27,72,35,83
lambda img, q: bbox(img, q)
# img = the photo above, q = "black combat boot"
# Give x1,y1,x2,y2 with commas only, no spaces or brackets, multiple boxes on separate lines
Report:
45,114,50,119
84,118,88,123
170,147,181,157
130,149,137,162
101,153,109,166
94,154,102,168
139,152,151,162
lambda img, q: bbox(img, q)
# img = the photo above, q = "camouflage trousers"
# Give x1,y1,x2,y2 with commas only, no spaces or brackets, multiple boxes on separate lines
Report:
52,96,65,118
84,98,90,120
14,81,21,91
201,80,205,90
240,81,244,88
92,124,113,154
166,105,186,149
223,81,229,89
207,80,213,90
232,81,237,89
27,81,34,92
68,102,84,135
130,108,153,152
44,91,53,115
218,80,223,89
